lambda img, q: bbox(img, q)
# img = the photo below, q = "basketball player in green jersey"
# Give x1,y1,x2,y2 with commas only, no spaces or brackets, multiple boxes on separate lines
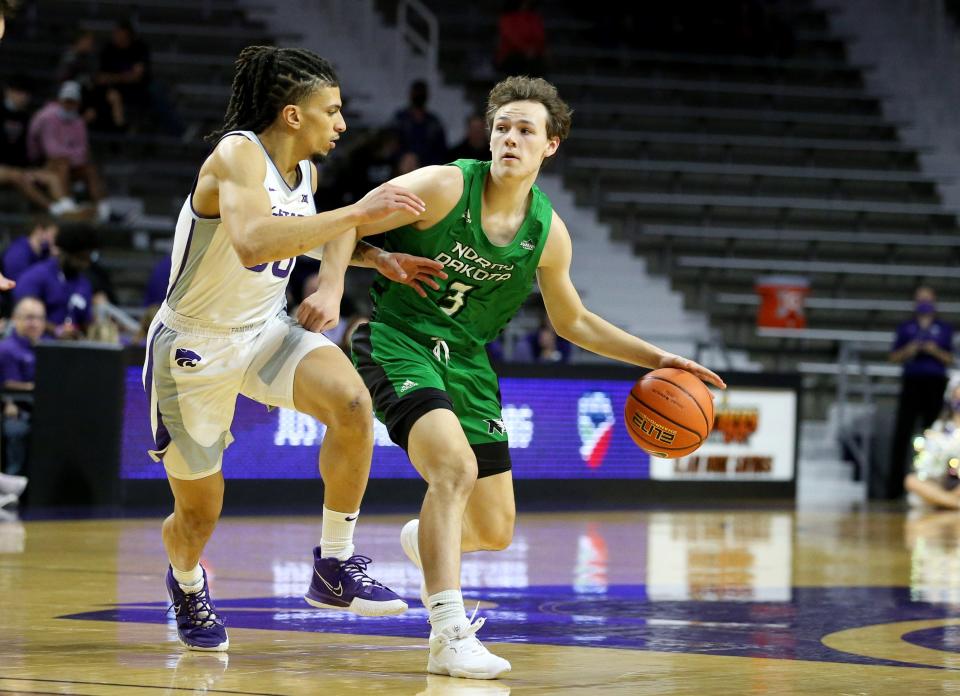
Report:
305,76,726,679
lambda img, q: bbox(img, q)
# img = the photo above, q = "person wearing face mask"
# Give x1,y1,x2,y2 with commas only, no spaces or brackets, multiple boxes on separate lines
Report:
1,76,80,220
12,224,97,339
26,81,110,223
889,286,956,498
905,381,960,509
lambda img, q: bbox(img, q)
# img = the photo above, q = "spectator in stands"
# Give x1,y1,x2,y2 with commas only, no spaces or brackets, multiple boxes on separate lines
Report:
2,216,56,283
889,286,955,498
340,127,403,204
96,19,182,136
96,20,149,122
391,79,447,167
449,114,489,161
13,224,97,338
526,312,571,363
905,380,960,510
58,30,98,88
0,296,44,480
1,76,80,217
27,81,110,222
59,29,125,132
495,0,547,78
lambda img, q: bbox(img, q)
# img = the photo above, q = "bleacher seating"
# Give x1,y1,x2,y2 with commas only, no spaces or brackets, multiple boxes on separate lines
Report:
0,0,284,307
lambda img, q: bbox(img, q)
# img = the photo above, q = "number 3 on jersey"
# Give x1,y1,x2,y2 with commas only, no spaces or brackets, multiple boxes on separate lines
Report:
438,281,476,317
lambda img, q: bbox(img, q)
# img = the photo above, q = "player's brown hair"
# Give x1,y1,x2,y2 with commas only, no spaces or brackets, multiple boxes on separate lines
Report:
206,45,339,142
485,76,573,141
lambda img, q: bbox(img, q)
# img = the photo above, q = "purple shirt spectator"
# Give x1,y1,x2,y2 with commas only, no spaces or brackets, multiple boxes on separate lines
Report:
893,317,954,378
13,257,93,327
0,331,37,385
144,255,171,306
2,236,50,282
27,100,89,167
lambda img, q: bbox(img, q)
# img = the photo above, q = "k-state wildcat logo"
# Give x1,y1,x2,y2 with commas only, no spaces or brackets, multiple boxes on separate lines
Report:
175,348,202,368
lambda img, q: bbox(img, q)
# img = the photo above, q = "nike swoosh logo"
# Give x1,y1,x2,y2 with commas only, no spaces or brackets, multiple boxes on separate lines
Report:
315,568,343,596
345,515,358,522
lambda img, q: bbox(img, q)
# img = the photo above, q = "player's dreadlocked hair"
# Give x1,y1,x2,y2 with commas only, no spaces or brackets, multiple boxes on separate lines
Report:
206,46,339,142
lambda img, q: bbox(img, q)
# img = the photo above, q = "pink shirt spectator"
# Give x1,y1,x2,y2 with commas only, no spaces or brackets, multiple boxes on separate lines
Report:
27,101,89,167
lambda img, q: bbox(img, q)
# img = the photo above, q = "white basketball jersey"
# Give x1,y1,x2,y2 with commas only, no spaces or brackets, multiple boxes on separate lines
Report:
163,130,318,327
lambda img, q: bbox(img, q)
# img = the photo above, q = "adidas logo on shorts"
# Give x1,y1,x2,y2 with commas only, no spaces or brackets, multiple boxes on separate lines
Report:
400,380,417,393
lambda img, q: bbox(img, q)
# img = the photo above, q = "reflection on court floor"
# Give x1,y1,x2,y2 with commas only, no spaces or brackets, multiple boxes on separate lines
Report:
3,508,960,694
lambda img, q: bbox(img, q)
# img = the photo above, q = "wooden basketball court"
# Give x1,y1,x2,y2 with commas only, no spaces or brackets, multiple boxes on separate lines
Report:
1,508,958,694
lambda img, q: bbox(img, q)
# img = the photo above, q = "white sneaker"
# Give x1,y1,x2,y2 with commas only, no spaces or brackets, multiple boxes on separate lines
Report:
48,197,79,216
0,493,18,509
0,473,28,498
400,519,429,608
428,612,511,680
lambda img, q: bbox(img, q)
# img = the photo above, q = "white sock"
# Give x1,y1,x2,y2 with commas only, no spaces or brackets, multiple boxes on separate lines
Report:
172,563,204,594
320,505,358,561
428,589,468,635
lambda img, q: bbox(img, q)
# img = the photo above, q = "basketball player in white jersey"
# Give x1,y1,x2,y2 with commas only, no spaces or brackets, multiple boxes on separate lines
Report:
144,46,445,652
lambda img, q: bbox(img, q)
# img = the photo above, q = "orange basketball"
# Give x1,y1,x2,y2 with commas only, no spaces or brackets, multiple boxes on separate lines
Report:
625,368,714,458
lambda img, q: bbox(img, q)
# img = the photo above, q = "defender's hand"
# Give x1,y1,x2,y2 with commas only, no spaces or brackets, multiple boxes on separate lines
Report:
0,272,14,291
297,288,342,333
658,353,727,389
352,183,426,224
374,251,448,298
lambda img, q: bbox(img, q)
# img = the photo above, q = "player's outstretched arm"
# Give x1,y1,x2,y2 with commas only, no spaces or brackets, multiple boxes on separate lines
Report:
213,137,425,267
537,214,726,389
349,239,447,298
296,228,353,332
355,165,464,238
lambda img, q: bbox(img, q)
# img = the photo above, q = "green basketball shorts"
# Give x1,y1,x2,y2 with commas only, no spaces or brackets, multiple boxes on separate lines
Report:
351,321,510,478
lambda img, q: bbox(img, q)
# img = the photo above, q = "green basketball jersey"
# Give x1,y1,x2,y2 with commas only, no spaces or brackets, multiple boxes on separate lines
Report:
370,159,553,349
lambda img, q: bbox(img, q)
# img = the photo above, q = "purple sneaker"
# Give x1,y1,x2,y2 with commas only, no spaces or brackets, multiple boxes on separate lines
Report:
304,550,408,617
165,566,229,651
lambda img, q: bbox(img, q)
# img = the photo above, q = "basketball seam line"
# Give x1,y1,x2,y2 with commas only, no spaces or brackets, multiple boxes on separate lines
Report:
627,392,703,443
643,375,711,433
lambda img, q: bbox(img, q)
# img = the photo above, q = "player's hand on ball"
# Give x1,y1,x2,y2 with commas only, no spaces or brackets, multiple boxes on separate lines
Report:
297,289,341,333
374,251,448,298
353,183,426,224
658,353,727,389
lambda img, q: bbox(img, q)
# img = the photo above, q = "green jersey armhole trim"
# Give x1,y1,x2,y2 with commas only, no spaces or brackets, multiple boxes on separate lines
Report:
528,193,554,269
394,161,471,237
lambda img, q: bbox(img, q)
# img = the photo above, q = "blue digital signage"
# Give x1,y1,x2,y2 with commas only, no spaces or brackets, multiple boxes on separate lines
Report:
121,367,651,480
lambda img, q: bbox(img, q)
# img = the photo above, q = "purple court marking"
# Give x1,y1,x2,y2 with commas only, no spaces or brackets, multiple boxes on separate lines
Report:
59,585,958,669
903,625,960,655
